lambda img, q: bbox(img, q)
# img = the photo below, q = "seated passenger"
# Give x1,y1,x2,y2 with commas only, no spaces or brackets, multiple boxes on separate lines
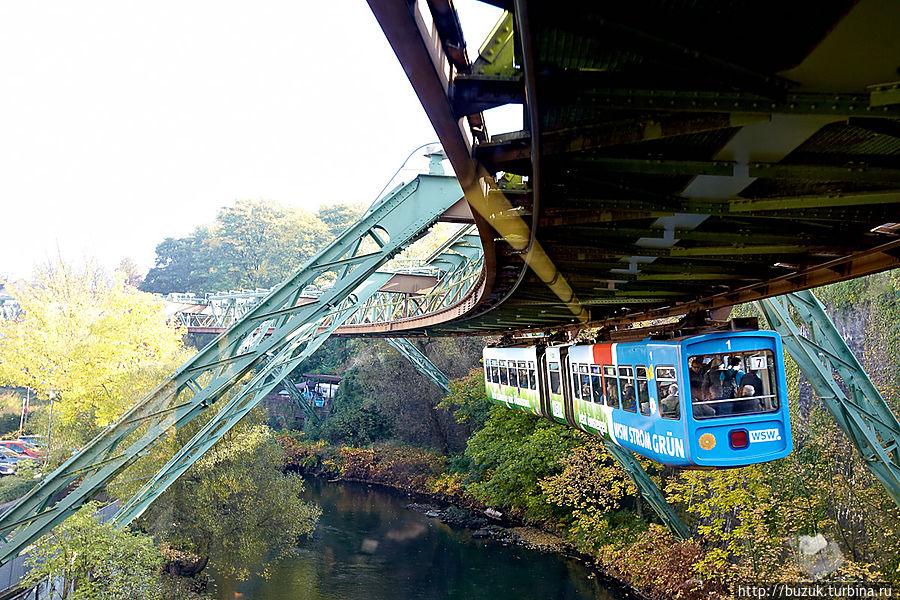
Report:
660,384,680,419
621,384,636,411
739,370,764,397
691,394,715,418
735,384,762,414
606,382,619,407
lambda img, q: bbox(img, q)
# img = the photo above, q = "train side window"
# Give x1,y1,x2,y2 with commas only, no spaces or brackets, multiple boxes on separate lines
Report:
578,364,590,400
590,366,603,403
509,364,520,388
548,362,562,395
571,363,582,400
619,366,635,412
636,366,651,415
656,366,680,420
517,361,528,390
491,360,501,384
485,362,492,383
528,362,537,390
499,360,509,385
604,366,619,408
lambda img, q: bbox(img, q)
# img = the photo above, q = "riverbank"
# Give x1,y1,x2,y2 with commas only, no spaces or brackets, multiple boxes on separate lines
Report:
278,435,727,600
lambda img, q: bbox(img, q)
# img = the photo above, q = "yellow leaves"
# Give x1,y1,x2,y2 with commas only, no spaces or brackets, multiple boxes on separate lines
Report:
0,260,188,445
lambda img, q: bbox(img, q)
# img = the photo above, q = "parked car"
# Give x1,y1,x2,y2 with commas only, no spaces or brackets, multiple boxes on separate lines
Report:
18,435,44,448
0,441,44,458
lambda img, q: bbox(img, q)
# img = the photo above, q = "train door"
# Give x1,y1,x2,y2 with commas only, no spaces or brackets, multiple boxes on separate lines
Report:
541,346,575,426
534,347,551,419
559,347,578,428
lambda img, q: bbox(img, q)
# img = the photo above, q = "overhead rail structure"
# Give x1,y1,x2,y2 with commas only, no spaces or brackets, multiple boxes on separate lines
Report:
366,0,900,335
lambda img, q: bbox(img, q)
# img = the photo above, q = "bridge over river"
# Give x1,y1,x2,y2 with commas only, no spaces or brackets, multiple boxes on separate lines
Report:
0,0,898,574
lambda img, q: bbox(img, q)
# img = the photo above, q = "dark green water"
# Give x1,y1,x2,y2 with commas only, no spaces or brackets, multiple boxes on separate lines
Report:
213,479,623,600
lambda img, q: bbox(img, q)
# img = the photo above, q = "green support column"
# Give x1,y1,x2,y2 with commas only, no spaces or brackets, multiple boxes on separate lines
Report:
281,373,322,424
757,290,900,508
386,338,450,395
602,442,691,541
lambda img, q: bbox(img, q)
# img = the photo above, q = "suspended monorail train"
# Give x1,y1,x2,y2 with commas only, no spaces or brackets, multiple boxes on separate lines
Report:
483,330,792,468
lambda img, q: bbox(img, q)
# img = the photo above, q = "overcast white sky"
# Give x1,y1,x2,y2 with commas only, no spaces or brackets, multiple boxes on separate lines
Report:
0,1,518,282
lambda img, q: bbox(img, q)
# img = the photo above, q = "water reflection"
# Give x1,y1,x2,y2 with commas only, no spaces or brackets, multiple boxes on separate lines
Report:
214,479,622,600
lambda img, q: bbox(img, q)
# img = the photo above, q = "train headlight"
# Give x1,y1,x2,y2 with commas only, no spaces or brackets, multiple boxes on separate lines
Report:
698,433,716,450
729,429,749,450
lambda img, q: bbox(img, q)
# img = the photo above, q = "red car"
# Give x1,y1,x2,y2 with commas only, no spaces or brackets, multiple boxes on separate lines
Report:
0,441,44,458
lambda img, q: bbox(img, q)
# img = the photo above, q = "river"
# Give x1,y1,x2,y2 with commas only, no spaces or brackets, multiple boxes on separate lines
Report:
213,479,626,600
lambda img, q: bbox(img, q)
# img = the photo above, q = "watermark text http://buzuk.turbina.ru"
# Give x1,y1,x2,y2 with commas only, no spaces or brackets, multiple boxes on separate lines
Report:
735,583,896,598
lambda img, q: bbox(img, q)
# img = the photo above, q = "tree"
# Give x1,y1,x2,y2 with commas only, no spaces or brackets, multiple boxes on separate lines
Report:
0,260,189,450
140,227,216,294
316,203,365,238
23,501,164,600
142,419,321,581
464,406,579,520
141,200,334,294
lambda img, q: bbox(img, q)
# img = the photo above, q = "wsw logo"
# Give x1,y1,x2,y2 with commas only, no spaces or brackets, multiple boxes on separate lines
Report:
749,428,781,443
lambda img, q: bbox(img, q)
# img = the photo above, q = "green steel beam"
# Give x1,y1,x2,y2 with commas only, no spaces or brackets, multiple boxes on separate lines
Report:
757,290,900,508
113,272,393,526
0,171,463,565
569,157,900,184
385,338,450,395
602,442,690,541
281,373,321,425
566,87,900,118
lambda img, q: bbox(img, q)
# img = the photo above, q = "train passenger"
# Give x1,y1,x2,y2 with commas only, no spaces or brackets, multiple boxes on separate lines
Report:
638,381,650,415
689,358,709,400
717,357,745,415
740,369,763,397
606,381,619,406
621,384,636,411
692,396,715,418
735,384,763,414
660,384,680,419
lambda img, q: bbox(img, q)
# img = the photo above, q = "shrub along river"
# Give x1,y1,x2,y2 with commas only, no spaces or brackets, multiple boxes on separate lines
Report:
213,479,626,600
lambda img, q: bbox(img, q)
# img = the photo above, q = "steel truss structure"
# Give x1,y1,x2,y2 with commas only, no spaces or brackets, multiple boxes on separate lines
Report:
385,338,450,395
0,170,463,564
758,290,900,508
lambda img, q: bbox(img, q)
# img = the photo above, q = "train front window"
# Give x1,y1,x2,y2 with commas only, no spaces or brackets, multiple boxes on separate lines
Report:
687,349,780,419
604,366,619,408
548,362,562,395
656,366,680,420
590,366,603,403
619,366,636,412
636,366,651,416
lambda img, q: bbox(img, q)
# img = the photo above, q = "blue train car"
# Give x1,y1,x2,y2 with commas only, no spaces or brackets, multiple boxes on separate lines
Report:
483,330,792,468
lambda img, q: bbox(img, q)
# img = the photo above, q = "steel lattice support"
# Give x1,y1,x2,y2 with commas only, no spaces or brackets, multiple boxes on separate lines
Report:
602,442,691,541
0,172,463,564
757,290,900,508
385,338,450,394
280,373,322,425
113,273,392,525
